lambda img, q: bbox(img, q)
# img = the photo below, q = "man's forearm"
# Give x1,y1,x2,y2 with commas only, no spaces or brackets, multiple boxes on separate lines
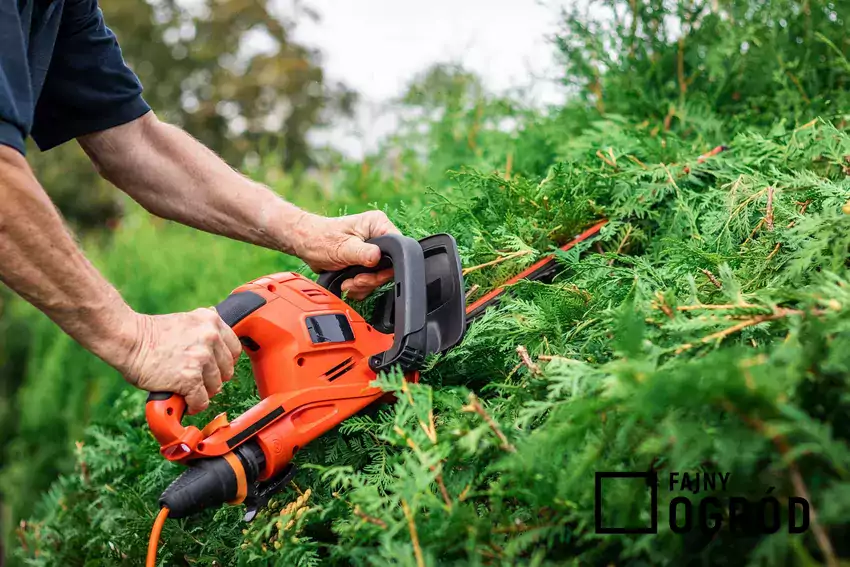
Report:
78,112,309,255
0,147,137,366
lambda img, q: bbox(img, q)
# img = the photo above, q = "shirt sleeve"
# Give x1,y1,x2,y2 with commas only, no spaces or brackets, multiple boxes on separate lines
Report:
0,0,31,155
31,0,151,151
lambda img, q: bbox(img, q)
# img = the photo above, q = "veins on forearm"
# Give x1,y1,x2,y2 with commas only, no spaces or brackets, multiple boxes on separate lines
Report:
81,115,305,254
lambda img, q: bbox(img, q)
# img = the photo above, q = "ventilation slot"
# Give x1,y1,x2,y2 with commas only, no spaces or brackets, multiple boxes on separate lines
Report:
323,357,355,382
302,288,326,298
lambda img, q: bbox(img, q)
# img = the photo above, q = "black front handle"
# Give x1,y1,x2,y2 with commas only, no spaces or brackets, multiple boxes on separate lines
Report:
317,234,428,372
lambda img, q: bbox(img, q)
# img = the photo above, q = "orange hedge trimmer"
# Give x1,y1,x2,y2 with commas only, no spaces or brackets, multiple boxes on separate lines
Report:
145,222,606,566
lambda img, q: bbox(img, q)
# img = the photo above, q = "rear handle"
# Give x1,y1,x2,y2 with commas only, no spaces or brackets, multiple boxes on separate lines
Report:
145,291,267,451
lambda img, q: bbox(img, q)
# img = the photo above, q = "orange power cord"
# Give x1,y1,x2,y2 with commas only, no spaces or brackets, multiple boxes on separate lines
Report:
146,507,170,567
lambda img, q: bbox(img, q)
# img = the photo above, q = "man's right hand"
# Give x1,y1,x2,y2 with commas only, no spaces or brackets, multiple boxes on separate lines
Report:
117,309,242,414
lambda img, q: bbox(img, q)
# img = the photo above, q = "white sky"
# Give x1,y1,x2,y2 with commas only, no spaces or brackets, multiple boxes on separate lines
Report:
279,0,579,157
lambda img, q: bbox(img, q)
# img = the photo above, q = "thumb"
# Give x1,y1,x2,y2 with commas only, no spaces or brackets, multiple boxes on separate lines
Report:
339,237,381,268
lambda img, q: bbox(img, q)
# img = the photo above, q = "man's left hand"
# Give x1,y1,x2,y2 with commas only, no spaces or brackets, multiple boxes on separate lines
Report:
292,210,400,300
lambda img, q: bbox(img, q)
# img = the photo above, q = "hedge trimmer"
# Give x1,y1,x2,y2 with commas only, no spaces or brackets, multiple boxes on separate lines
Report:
145,222,605,566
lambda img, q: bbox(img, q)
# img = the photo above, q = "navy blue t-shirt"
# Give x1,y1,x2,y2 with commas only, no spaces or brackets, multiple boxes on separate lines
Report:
0,0,151,155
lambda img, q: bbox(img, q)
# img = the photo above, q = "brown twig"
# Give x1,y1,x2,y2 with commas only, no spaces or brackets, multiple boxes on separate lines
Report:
462,393,517,452
765,186,775,231
675,308,803,353
627,154,648,170
401,499,426,567
766,242,782,262
596,149,617,168
462,250,533,276
465,284,481,304
516,345,542,376
353,505,387,529
700,268,722,289
504,152,513,180
676,303,756,311
435,473,453,509
787,199,812,228
661,162,680,189
653,291,675,319
743,218,765,245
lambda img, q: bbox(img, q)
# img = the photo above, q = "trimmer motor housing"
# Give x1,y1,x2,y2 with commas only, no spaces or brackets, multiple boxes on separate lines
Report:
146,234,465,519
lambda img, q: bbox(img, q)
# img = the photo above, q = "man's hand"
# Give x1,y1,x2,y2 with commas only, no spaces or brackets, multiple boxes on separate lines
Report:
291,210,401,300
117,309,242,414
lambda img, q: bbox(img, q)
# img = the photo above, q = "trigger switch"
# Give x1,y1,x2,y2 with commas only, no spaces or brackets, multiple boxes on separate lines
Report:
240,336,260,351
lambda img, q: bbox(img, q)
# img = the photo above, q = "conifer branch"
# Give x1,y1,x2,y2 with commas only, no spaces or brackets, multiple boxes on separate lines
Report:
462,394,517,452
721,402,838,567
401,499,425,567
609,225,632,265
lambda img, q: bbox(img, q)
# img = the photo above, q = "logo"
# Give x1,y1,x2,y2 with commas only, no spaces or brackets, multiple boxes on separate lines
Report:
594,471,811,536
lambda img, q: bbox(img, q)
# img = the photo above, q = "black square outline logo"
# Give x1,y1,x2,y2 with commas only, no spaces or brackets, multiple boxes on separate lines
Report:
594,472,658,534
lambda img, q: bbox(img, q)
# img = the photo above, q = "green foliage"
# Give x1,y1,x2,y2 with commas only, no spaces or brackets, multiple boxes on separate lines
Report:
6,0,850,565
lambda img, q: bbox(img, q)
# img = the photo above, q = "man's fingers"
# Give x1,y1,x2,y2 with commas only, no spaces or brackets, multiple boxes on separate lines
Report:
341,269,394,300
217,318,243,362
201,355,224,398
185,383,210,415
211,334,236,384
357,210,401,237
338,237,381,268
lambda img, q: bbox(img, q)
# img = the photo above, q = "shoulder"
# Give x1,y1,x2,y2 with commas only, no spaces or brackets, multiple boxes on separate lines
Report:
59,0,103,31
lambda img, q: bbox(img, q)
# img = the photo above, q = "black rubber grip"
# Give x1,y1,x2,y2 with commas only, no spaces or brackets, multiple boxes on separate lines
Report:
160,441,265,518
147,392,174,402
159,456,238,518
215,291,267,328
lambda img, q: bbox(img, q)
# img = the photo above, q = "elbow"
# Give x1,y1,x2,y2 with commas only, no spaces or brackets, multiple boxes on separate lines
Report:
80,111,161,185
0,144,30,176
